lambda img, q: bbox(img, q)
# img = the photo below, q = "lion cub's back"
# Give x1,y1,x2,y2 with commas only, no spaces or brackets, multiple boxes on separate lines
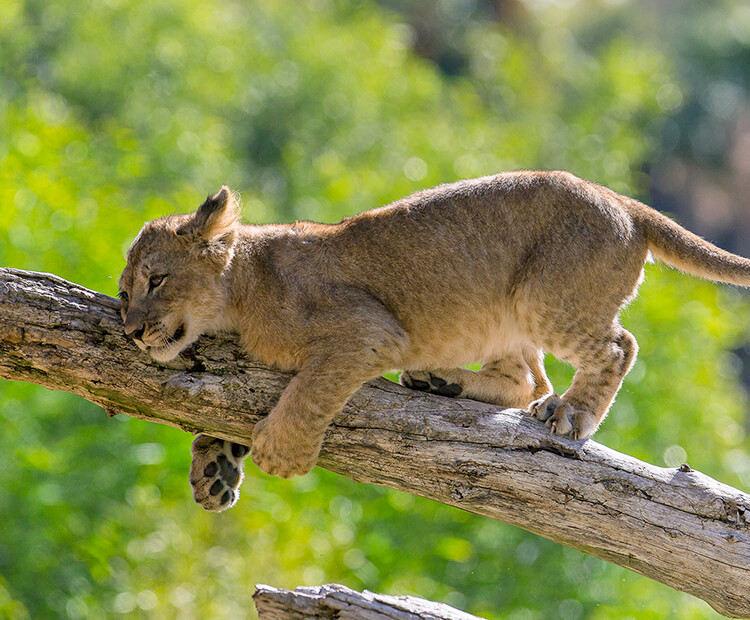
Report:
329,171,587,300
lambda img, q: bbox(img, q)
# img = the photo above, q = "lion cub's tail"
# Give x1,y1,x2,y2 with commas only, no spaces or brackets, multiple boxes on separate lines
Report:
631,202,750,287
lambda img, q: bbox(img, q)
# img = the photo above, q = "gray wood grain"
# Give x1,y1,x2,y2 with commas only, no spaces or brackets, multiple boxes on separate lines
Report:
252,584,485,619
1,267,748,617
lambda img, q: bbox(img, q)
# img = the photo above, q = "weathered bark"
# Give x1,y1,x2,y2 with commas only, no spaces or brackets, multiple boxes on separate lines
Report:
252,584,484,619
1,267,749,617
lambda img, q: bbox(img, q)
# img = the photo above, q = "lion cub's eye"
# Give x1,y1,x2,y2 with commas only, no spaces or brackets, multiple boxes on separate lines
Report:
148,274,167,290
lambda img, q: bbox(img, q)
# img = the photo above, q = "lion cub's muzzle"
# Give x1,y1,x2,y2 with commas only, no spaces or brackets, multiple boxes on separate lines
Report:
123,314,186,352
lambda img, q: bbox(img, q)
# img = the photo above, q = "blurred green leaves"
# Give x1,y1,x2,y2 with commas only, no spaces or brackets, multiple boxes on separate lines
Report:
0,1,748,619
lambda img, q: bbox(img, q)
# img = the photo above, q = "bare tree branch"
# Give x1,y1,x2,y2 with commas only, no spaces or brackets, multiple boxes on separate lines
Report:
1,267,749,617
252,583,484,619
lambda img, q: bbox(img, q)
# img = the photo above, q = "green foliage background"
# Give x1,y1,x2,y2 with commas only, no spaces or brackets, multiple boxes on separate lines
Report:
1,1,749,618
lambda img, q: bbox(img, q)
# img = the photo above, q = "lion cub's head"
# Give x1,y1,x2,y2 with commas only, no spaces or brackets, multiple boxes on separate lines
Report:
119,187,239,362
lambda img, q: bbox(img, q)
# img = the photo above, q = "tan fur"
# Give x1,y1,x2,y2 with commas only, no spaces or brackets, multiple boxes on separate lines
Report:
120,171,750,491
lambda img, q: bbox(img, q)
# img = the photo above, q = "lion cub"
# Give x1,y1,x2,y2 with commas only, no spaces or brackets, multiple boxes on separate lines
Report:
119,171,750,510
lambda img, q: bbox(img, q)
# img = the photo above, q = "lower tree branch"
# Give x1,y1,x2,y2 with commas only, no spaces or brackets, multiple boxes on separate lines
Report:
1,267,749,617
252,583,483,619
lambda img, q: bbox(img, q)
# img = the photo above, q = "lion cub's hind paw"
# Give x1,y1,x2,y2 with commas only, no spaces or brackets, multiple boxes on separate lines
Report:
190,435,250,512
401,371,463,397
528,394,597,440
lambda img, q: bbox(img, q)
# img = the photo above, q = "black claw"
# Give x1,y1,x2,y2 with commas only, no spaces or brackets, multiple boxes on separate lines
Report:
209,479,223,496
429,374,447,387
204,461,218,477
220,490,231,505
231,443,249,458
437,383,462,397
410,378,430,391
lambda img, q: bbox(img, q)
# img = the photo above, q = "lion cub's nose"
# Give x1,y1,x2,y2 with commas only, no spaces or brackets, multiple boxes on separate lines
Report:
124,317,146,341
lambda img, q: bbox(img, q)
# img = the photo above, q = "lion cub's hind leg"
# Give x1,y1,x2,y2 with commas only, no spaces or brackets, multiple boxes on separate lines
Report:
530,326,637,439
189,435,250,511
401,348,551,408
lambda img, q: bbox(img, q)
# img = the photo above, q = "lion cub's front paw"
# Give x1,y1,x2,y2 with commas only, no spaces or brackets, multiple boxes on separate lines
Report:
401,370,463,397
190,434,250,512
528,394,598,440
251,417,320,479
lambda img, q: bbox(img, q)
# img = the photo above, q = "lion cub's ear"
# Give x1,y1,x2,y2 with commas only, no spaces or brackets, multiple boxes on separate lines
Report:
178,186,239,251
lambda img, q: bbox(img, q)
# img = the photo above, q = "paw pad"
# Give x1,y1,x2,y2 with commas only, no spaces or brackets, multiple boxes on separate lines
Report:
190,435,250,512
401,371,463,397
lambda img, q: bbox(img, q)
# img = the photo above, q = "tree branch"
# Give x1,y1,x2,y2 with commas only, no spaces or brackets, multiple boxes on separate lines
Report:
252,583,484,619
1,267,749,617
